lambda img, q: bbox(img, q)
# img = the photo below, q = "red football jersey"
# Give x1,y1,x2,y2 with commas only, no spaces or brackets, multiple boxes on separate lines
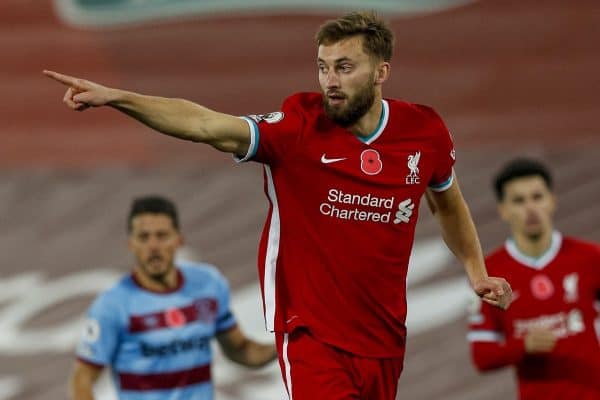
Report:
239,92,455,357
468,232,600,399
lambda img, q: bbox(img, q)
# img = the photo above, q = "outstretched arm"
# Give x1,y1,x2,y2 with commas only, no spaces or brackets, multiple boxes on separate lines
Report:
426,176,512,309
216,326,278,368
43,70,251,155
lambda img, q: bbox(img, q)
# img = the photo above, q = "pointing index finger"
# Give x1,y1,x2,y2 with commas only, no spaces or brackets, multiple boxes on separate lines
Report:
43,70,78,87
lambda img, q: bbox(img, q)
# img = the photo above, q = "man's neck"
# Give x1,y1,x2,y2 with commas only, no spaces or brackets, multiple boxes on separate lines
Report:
134,266,179,292
348,96,383,138
511,229,554,258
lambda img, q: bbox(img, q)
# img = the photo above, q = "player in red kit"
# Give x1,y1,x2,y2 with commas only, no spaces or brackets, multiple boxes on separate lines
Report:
45,12,511,399
468,158,600,400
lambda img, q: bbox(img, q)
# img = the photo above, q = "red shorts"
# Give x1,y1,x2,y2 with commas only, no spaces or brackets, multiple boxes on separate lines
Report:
275,329,404,399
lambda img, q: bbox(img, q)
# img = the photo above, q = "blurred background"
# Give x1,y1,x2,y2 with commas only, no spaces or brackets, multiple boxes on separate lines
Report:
1,0,599,399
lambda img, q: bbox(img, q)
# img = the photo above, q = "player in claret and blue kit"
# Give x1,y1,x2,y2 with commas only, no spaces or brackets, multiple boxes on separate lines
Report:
70,196,277,400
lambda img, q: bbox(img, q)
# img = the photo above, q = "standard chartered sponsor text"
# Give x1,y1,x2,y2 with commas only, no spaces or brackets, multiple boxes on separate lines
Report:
320,189,395,223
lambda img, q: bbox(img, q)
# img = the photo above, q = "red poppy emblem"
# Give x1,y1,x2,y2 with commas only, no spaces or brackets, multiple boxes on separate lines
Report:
530,274,554,300
165,308,186,327
360,149,383,175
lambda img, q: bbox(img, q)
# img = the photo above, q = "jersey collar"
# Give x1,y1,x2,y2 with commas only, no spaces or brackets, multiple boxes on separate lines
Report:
131,267,185,294
357,99,389,145
505,231,563,270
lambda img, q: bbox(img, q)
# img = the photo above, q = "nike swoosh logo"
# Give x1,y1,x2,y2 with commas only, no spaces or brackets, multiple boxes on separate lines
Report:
321,154,347,164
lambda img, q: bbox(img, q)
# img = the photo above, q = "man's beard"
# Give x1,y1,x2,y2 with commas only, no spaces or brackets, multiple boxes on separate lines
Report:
141,255,172,282
323,79,376,127
526,232,543,242
525,228,547,242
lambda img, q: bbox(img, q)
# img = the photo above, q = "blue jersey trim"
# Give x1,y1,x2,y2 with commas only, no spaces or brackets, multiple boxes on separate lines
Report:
234,117,259,162
358,100,389,145
429,174,454,192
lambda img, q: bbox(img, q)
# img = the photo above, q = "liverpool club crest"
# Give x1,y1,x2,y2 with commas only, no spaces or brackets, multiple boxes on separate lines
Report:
406,151,421,184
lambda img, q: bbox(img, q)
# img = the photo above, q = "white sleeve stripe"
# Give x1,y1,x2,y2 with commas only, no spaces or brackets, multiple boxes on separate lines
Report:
466,330,505,343
233,117,259,163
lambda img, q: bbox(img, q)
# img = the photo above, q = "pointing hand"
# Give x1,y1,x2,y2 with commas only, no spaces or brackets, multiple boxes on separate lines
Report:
43,70,116,111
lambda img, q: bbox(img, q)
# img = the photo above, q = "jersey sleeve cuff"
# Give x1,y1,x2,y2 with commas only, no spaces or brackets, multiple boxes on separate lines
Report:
216,310,237,333
216,321,238,335
76,356,106,369
233,117,260,163
428,173,454,192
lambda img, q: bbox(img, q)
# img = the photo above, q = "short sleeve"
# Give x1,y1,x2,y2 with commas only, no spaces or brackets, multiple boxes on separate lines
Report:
215,274,237,334
235,95,304,165
76,294,122,366
417,105,456,192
